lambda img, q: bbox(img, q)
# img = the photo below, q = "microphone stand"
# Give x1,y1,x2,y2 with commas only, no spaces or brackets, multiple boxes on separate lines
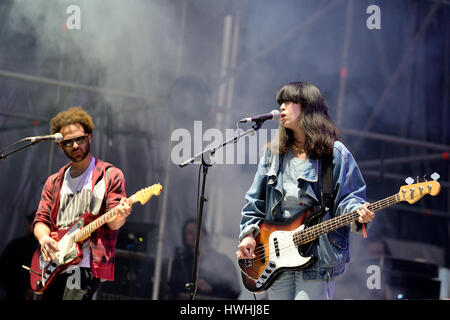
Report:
180,119,266,300
0,138,40,160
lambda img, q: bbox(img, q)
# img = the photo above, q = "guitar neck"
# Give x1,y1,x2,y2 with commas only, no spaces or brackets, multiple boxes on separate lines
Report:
69,183,162,243
293,194,400,246
72,197,132,243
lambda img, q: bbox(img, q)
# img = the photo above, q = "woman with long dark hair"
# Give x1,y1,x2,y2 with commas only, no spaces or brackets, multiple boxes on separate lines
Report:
236,82,375,300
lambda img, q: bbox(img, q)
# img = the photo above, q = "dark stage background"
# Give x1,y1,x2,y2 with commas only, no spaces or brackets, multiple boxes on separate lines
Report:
0,0,449,300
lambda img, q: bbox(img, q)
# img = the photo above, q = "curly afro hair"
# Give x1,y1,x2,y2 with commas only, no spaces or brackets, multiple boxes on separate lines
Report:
50,106,94,134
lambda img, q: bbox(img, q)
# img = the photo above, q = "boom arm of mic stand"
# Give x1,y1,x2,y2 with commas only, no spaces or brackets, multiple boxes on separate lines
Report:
0,139,39,160
179,124,262,168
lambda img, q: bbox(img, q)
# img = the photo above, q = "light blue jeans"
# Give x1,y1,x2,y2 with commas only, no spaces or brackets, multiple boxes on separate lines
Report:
268,270,336,300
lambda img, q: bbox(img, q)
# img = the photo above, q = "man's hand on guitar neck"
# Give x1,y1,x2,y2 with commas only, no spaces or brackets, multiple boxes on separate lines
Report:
107,197,132,230
236,233,256,260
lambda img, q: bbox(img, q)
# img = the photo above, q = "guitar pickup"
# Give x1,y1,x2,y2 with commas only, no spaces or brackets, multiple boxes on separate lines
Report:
256,244,266,264
273,238,280,257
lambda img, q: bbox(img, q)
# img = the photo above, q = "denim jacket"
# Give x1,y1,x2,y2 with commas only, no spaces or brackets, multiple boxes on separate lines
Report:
239,141,367,280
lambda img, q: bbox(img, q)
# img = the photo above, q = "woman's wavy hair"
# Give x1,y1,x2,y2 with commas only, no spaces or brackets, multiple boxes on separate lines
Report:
269,81,339,159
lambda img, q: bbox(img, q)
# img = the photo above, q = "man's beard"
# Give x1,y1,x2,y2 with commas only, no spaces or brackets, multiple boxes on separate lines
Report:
64,143,90,162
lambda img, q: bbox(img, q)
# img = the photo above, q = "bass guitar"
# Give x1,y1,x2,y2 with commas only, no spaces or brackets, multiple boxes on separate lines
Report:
26,183,162,294
238,176,441,292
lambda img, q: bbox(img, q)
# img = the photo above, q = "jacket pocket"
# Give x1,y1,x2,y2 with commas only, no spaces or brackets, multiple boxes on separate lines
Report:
327,228,349,251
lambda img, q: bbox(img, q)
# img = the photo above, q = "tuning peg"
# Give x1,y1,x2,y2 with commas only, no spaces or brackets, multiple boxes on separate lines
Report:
431,172,440,181
423,174,428,182
405,177,414,185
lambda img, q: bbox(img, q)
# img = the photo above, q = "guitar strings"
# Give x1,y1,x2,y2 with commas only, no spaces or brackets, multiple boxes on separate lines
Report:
251,196,400,263
265,194,399,255
242,188,430,282
259,195,399,258
74,206,119,242
247,195,400,263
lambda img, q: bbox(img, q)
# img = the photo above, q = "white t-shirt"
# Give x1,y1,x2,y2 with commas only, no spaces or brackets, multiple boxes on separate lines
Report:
57,157,96,268
281,151,315,219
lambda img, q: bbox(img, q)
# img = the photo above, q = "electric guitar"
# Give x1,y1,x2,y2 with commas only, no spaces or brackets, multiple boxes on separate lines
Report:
26,183,162,294
238,175,441,293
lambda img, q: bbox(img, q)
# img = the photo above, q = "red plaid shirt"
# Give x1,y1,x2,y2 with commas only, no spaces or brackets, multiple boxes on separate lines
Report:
33,157,126,281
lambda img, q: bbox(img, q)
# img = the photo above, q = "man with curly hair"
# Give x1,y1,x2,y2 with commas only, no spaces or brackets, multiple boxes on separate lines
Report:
33,106,132,300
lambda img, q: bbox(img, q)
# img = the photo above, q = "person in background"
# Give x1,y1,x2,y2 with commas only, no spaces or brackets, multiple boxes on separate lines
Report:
169,218,241,299
0,213,39,300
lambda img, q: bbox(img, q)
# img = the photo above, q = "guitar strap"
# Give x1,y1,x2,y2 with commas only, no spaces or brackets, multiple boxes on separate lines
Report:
320,153,334,215
303,152,334,226
89,166,112,216
297,153,334,256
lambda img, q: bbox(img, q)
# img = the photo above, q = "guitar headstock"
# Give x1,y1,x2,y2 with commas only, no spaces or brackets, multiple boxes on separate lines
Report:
131,183,163,205
397,173,441,204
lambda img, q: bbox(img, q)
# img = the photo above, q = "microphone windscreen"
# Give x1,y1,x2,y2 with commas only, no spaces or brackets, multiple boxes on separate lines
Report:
54,133,63,142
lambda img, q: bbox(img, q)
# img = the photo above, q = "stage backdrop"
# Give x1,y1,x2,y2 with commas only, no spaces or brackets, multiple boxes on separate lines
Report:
0,0,448,299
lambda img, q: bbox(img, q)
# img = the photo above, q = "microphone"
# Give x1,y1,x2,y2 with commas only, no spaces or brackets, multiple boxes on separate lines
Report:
239,110,281,123
24,133,63,143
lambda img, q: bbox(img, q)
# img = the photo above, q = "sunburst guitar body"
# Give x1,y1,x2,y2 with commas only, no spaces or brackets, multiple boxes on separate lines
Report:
238,177,441,293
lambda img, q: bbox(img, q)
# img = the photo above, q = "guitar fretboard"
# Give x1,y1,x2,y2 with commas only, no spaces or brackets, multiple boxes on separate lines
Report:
69,184,161,243
72,205,123,243
293,194,400,246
